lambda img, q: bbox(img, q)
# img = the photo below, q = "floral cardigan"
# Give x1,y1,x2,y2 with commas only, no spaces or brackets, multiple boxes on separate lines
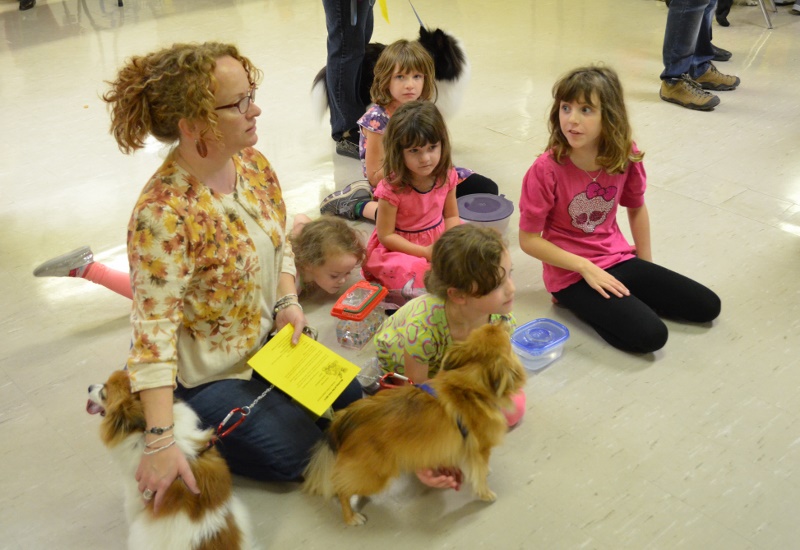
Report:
126,147,295,392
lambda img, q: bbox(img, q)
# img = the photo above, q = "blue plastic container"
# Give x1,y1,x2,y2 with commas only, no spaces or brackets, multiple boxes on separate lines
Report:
511,318,570,371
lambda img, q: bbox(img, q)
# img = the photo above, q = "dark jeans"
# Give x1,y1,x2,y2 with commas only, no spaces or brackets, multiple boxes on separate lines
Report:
175,371,362,481
661,0,716,80
323,0,374,141
552,257,721,353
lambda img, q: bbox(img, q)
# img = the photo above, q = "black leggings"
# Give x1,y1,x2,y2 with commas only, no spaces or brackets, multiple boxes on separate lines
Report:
552,257,721,353
456,173,499,198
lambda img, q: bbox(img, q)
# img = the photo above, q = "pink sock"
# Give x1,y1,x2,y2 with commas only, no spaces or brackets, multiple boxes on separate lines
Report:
503,390,526,427
82,263,133,299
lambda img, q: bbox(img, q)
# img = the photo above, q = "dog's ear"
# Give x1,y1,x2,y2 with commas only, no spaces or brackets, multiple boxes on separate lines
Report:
473,324,526,397
440,337,470,372
483,351,526,398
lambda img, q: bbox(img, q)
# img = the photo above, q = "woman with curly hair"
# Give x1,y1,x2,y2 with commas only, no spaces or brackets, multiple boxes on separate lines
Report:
97,42,362,511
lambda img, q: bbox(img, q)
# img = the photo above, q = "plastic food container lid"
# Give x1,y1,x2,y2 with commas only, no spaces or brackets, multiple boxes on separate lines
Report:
331,280,388,321
457,193,515,222
511,318,570,355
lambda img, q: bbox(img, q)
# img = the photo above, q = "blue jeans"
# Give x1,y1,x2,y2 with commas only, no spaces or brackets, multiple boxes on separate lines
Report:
175,371,363,481
322,0,374,141
661,0,716,80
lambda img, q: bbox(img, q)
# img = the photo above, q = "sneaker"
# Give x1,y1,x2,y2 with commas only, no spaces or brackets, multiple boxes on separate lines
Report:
660,75,720,111
695,63,740,91
791,8,800,15
33,246,93,277
711,44,732,62
320,181,373,220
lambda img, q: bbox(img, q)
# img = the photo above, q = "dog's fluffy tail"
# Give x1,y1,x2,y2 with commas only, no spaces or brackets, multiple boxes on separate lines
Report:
310,68,329,123
302,439,336,499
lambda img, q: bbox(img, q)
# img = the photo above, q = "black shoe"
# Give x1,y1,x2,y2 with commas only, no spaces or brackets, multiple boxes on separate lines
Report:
716,14,730,26
711,44,732,62
19,0,36,9
335,138,359,159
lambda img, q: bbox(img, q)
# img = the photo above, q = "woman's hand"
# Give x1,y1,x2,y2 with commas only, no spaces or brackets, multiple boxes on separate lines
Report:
416,467,463,490
579,262,629,299
275,303,307,345
136,443,199,513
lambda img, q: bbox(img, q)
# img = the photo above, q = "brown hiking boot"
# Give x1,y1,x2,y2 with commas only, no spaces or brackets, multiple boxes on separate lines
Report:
695,63,740,91
660,75,720,111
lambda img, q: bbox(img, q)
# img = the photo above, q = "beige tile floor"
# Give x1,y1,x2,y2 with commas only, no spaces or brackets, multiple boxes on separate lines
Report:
2,0,799,548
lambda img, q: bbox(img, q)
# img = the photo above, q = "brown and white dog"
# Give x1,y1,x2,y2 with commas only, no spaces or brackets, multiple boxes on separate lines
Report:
87,370,254,549
303,323,527,526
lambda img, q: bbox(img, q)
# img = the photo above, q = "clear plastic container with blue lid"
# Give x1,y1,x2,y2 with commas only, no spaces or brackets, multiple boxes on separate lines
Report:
511,318,570,372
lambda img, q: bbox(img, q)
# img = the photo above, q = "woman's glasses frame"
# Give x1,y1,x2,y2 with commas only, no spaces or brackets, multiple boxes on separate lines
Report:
215,86,257,114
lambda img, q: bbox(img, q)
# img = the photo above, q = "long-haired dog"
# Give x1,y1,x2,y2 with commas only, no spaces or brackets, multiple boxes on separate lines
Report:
86,370,254,549
303,323,526,526
311,26,471,121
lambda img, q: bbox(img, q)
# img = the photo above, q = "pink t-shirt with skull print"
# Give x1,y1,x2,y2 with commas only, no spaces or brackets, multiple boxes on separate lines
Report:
519,148,646,293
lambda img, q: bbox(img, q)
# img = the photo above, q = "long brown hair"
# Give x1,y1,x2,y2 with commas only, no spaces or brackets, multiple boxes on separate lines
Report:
103,42,262,154
382,101,452,192
546,65,643,174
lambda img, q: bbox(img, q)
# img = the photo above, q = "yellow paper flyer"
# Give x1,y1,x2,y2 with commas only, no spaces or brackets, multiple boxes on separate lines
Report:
248,325,359,417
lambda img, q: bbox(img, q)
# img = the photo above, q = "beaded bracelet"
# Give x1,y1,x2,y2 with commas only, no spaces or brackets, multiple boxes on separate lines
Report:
274,293,299,308
145,424,174,435
273,300,302,318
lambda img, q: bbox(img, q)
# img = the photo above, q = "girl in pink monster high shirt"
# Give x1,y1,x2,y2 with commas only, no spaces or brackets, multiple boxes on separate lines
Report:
519,65,720,354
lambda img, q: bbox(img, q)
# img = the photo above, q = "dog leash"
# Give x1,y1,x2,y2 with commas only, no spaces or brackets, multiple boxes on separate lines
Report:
202,383,276,452
408,0,425,27
204,325,318,451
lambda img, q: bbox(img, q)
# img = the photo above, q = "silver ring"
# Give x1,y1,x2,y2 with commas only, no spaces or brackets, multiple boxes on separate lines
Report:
142,489,154,500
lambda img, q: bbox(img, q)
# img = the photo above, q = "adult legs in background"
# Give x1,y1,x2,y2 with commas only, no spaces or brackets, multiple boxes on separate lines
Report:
322,0,374,157
661,0,715,81
659,0,739,110
552,257,720,354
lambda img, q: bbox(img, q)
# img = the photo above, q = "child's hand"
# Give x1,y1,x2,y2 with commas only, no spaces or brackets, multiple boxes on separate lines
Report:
580,263,630,299
416,467,463,490
421,244,433,261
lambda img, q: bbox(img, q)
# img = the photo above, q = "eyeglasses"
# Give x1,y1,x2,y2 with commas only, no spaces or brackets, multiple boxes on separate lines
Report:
215,86,256,114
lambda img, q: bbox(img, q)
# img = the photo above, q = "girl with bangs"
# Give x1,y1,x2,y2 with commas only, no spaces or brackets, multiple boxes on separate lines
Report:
519,66,720,354
320,39,497,222
360,100,460,292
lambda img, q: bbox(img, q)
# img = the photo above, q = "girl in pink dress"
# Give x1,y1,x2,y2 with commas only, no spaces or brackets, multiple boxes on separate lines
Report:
361,100,461,291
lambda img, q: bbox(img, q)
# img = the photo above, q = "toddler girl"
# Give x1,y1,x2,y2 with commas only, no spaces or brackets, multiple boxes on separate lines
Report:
320,39,497,222
360,100,460,291
518,65,720,353
33,215,364,298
